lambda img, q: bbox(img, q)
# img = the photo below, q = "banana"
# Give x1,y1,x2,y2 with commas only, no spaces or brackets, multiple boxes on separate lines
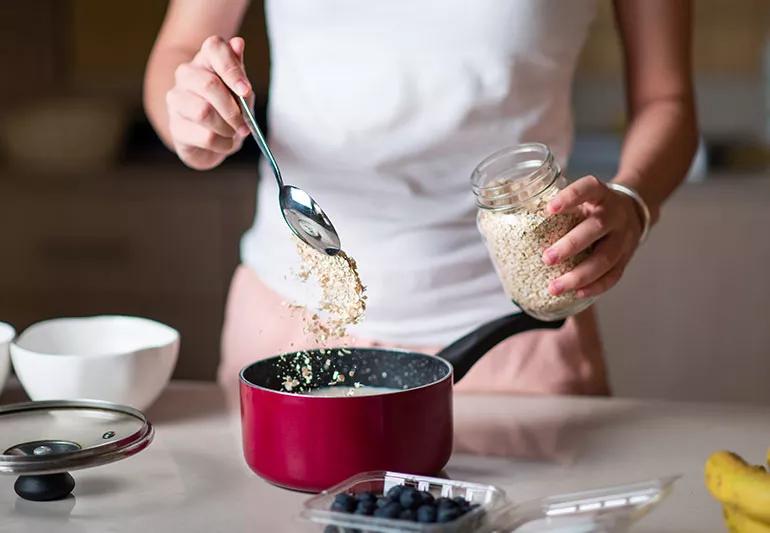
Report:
767,448,770,468
723,504,770,533
705,451,770,522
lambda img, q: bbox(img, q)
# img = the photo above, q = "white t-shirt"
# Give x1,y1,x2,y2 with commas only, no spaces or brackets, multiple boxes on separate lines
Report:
241,0,597,346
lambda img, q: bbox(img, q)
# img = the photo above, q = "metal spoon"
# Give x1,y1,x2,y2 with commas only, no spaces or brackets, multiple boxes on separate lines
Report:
234,94,341,255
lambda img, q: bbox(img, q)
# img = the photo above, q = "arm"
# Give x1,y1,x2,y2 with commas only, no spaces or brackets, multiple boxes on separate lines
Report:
143,0,254,170
612,0,698,223
543,0,697,298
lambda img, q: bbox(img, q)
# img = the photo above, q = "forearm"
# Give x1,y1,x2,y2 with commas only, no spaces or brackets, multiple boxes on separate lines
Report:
143,45,197,149
611,0,696,226
143,0,250,153
613,96,698,225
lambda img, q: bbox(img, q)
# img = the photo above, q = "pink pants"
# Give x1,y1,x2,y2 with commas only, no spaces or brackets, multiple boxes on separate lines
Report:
218,265,609,395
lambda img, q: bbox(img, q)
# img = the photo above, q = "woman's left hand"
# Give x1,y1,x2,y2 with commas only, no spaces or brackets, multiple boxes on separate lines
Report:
542,176,643,299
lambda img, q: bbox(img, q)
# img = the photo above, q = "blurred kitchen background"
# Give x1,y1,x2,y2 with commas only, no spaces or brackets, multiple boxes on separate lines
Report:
1,1,768,402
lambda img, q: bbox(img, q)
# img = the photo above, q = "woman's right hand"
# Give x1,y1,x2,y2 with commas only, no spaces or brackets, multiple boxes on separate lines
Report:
166,36,254,170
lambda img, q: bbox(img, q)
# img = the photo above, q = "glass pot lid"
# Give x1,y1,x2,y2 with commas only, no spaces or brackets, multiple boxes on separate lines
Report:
0,399,153,476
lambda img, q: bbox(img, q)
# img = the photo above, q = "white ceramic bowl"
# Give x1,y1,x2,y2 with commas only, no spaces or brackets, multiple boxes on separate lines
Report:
10,316,179,410
0,322,15,395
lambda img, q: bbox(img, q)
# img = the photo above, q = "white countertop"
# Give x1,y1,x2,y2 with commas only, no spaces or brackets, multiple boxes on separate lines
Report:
1,381,767,532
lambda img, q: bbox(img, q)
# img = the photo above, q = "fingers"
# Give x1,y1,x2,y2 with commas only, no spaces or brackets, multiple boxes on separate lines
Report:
229,36,245,60
572,252,630,299
174,62,247,134
547,175,608,215
166,35,253,169
195,35,251,97
543,207,613,265
169,116,239,154
166,89,236,137
542,177,642,299
228,36,256,109
548,232,626,296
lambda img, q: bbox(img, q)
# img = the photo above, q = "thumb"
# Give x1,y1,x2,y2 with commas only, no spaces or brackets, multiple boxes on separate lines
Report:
230,36,255,107
229,36,246,63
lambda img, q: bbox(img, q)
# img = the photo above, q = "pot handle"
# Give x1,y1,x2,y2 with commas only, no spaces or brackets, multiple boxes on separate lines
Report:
437,313,565,383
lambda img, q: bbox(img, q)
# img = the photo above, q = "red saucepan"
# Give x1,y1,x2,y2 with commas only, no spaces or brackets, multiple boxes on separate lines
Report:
239,313,563,492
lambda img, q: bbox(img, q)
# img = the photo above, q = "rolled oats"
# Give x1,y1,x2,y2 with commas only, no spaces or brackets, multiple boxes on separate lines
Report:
294,239,367,343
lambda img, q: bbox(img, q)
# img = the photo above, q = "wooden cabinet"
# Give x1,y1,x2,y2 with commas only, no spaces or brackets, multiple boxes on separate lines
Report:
0,165,256,380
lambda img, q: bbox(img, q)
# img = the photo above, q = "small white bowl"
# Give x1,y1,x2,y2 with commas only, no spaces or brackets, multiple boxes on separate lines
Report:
10,316,179,410
0,322,15,395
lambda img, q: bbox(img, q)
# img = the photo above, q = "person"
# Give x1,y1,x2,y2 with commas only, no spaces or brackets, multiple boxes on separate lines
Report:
144,1,697,395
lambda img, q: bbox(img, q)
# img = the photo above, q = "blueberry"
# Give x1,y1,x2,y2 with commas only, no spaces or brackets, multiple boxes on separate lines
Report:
437,507,461,523
334,492,353,503
399,487,421,510
399,509,416,521
416,504,437,523
418,491,435,505
467,503,481,513
386,485,405,501
331,501,356,513
458,502,479,517
331,493,356,513
376,497,390,508
354,500,376,515
452,496,468,507
373,501,402,519
355,491,377,504
435,497,457,510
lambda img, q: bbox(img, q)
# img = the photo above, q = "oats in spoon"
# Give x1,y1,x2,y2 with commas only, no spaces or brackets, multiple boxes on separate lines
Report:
294,238,367,343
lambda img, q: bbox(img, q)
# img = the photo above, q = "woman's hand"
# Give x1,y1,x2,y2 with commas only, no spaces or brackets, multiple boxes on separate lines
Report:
542,176,643,299
165,36,254,170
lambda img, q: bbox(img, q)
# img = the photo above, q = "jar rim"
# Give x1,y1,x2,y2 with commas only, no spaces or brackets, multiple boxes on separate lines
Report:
471,142,551,188
471,143,560,210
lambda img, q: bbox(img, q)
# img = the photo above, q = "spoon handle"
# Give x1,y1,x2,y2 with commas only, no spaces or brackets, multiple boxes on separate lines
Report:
234,94,284,188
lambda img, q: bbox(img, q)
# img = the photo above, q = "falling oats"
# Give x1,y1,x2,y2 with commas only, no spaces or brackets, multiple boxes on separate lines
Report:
294,238,367,343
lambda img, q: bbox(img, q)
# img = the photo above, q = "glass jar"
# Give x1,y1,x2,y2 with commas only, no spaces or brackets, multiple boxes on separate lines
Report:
471,143,595,321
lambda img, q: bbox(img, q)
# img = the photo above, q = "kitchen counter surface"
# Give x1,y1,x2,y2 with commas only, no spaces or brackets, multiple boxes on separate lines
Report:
1,381,767,532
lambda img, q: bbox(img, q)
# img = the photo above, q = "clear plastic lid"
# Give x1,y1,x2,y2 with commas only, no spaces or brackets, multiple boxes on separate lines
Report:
301,471,678,533
491,475,679,532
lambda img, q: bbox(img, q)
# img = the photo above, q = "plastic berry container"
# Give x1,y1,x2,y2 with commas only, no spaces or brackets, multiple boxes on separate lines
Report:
300,471,679,532
301,470,507,532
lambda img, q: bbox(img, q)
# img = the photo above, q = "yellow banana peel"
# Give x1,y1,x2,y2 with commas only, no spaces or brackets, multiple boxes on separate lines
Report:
705,451,770,523
723,504,770,533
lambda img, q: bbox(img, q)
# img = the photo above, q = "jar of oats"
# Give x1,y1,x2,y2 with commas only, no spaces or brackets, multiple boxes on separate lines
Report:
471,143,595,321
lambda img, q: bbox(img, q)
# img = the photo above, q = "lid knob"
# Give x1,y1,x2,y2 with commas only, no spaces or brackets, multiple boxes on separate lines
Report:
14,473,76,502
32,446,53,456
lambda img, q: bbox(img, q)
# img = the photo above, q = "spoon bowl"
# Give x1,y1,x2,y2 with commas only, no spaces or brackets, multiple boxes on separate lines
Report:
233,92,340,255
280,186,341,255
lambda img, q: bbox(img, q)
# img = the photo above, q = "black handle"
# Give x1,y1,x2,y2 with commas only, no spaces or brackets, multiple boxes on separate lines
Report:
14,473,75,502
437,313,565,383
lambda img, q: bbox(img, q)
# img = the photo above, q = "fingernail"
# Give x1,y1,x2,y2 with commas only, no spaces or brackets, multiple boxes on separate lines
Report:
239,125,250,136
550,279,564,295
548,199,562,214
235,80,250,96
543,248,558,265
